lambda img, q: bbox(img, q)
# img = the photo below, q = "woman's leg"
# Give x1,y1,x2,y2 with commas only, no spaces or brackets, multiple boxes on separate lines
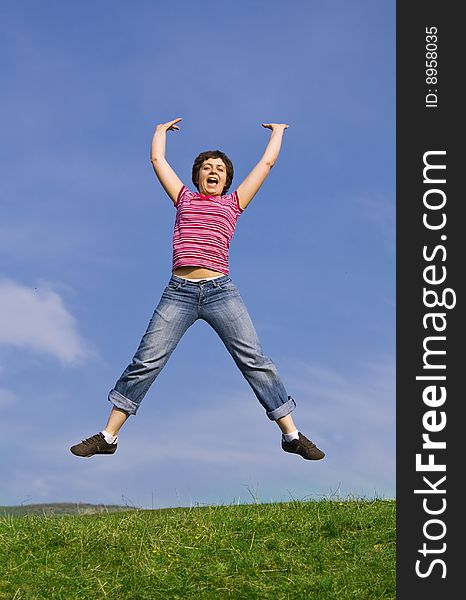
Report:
107,279,198,418
276,413,299,434
202,278,324,459
202,279,294,421
104,407,130,437
71,279,198,457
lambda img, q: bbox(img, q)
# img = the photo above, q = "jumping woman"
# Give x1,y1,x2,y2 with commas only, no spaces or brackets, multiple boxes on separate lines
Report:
70,118,325,462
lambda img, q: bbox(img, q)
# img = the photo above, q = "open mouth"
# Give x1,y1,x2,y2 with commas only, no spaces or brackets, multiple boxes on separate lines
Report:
207,177,218,185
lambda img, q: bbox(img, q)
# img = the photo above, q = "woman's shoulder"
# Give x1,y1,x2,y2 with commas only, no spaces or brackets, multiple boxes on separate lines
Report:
177,185,197,204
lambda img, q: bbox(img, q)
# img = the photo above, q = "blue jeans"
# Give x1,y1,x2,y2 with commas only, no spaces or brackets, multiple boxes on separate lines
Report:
108,274,296,420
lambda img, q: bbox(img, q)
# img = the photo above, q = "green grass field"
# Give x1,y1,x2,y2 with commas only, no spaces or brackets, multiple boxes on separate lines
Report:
0,500,395,599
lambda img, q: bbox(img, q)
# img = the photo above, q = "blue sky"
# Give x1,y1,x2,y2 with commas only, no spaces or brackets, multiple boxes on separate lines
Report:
0,0,395,508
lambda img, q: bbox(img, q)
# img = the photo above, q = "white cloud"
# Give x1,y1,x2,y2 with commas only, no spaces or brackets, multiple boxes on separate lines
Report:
0,278,93,364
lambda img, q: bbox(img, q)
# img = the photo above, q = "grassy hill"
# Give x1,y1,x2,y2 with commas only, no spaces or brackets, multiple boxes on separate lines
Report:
0,499,395,599
0,502,136,518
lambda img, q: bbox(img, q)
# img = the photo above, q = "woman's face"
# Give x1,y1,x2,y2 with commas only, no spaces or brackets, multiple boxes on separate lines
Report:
197,158,227,196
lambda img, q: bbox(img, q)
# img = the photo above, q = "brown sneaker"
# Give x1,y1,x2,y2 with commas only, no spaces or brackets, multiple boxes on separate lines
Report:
70,432,117,457
282,432,325,460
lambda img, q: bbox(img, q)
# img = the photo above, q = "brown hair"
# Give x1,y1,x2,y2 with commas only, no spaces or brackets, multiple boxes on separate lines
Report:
192,150,234,195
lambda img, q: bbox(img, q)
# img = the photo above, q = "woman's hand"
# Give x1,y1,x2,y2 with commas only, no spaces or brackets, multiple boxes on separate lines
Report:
156,117,182,132
151,118,184,204
236,123,289,210
261,123,289,131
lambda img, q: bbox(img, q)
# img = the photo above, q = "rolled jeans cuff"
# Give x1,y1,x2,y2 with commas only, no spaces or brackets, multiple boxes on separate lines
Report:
108,389,139,416
266,396,296,421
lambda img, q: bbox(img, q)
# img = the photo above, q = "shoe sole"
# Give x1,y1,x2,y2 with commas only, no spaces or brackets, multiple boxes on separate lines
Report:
282,447,325,460
70,448,117,458
285,452,325,461
71,453,116,458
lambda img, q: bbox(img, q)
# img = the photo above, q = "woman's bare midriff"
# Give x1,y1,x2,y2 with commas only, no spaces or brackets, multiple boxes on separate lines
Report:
173,266,225,279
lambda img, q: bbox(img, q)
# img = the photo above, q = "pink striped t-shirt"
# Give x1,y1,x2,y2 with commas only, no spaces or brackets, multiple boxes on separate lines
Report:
172,185,243,275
